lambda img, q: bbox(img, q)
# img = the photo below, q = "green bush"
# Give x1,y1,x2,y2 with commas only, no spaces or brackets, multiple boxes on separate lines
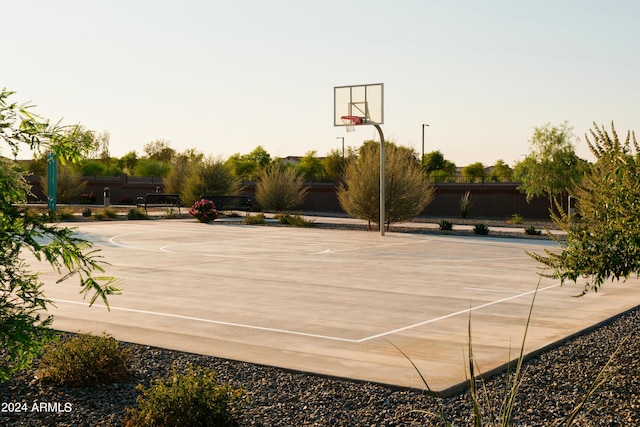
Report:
525,225,542,235
82,208,92,217
243,213,266,225
124,365,246,427
127,208,149,220
94,206,119,220
56,207,76,220
276,213,315,227
438,219,453,231
37,333,131,387
511,213,524,224
473,224,490,235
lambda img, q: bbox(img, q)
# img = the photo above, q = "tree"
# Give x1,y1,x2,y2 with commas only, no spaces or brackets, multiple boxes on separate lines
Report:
143,139,175,162
79,127,111,160
338,142,435,230
164,149,204,196
226,146,272,181
530,122,640,294
297,150,327,182
42,164,87,203
181,156,240,206
489,159,513,182
514,122,590,208
255,162,307,212
323,149,344,181
76,158,123,177
462,162,487,183
423,150,456,182
423,150,446,172
118,151,139,175
0,88,119,380
132,158,171,177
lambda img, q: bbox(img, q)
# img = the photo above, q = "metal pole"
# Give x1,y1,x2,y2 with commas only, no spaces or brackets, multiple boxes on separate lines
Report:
336,137,344,170
374,124,385,236
421,123,429,167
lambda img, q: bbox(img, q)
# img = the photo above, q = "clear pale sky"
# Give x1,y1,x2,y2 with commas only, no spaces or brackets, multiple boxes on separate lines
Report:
4,0,639,166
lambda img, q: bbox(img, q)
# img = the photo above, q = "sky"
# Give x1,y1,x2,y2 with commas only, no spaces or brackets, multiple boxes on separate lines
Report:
4,0,639,166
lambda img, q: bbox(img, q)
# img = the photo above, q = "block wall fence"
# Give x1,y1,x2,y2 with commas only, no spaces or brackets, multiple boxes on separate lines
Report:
26,176,553,219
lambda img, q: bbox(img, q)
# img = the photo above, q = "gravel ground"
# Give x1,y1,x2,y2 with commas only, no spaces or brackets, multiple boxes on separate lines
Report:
1,305,638,426
2,219,638,426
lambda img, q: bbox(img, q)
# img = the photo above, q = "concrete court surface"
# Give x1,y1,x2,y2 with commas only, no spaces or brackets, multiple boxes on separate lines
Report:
28,219,640,393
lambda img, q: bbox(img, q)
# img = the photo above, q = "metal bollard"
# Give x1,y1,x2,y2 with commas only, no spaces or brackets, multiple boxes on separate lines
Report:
104,187,111,207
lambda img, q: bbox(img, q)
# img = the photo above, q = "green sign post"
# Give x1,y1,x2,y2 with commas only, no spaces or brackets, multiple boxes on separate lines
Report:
47,152,57,211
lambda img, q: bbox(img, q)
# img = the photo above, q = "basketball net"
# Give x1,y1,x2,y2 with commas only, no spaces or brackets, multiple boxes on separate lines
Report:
341,116,362,132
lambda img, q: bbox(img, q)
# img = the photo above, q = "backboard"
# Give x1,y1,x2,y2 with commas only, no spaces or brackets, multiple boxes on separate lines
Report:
334,83,383,128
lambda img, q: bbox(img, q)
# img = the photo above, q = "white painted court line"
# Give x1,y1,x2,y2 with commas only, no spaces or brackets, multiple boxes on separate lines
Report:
51,283,561,344
464,287,530,294
108,232,532,264
358,283,561,342
51,298,360,343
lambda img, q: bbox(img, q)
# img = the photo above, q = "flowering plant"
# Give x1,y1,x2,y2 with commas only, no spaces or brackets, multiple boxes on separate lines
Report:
79,191,96,204
189,198,218,223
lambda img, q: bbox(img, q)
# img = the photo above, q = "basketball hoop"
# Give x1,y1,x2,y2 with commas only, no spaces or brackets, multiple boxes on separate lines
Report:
341,115,362,132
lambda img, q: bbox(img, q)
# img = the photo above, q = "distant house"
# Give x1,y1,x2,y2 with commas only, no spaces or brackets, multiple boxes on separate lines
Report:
279,155,326,167
280,156,302,166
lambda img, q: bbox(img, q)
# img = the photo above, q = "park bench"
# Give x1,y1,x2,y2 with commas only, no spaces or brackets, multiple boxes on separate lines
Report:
136,193,182,214
201,195,252,215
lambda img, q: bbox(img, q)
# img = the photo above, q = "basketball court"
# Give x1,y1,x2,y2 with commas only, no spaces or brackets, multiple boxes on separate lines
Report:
28,220,640,393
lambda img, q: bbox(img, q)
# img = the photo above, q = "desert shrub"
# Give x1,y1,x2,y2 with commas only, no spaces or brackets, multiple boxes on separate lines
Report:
189,199,218,223
439,219,453,231
276,213,315,227
473,224,490,235
127,208,149,220
525,225,542,235
94,206,119,220
255,162,307,212
243,213,266,225
459,190,472,218
511,213,524,224
124,365,246,427
55,207,76,220
37,333,131,387
163,206,181,219
82,208,92,217
181,157,240,207
41,164,87,204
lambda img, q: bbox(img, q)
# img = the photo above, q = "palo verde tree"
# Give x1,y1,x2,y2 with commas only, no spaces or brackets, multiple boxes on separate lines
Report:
514,122,590,210
338,141,435,230
530,122,640,294
0,88,120,381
